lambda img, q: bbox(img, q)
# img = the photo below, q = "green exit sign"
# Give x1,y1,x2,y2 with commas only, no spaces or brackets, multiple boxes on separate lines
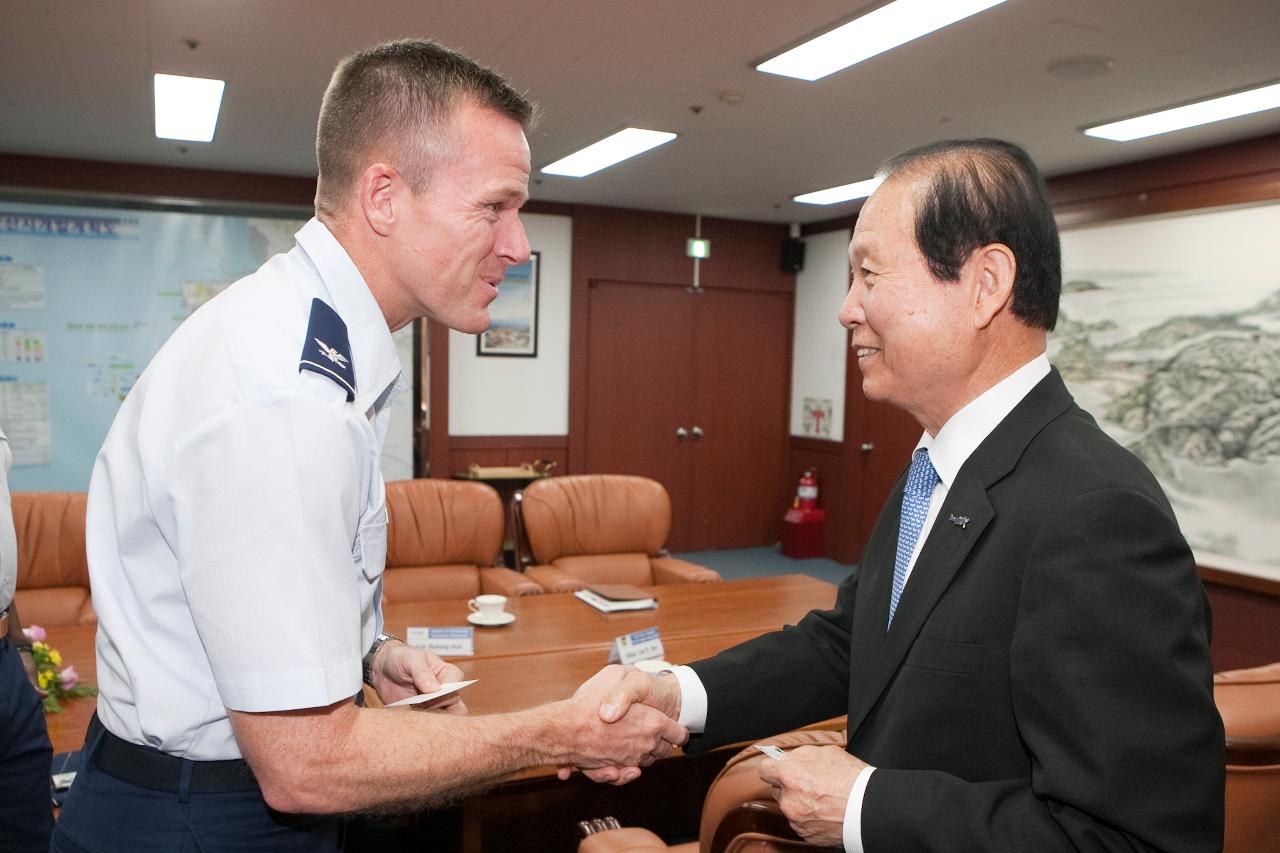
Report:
686,237,710,259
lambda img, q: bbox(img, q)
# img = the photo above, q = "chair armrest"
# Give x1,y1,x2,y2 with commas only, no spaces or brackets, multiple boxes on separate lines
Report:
700,730,847,850
525,564,588,593
710,803,837,853
77,597,98,626
479,567,545,597
650,557,721,585
577,827,669,853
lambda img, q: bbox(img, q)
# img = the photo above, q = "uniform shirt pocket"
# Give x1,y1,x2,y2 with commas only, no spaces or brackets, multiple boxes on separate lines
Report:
353,506,388,583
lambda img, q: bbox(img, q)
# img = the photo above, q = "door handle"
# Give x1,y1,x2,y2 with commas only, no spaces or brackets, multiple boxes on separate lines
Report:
676,427,689,439
859,442,874,453
691,426,704,438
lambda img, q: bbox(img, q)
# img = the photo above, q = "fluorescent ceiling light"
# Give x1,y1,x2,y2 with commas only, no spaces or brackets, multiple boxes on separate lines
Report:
756,0,1007,82
1084,80,1280,141
154,73,225,142
541,128,677,177
793,176,884,206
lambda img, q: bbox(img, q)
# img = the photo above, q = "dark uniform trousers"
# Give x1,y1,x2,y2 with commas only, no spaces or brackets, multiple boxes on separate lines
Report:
50,715,343,852
0,636,54,852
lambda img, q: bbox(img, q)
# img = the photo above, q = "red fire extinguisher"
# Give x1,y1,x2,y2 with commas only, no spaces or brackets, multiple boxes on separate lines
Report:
783,468,826,559
795,468,818,511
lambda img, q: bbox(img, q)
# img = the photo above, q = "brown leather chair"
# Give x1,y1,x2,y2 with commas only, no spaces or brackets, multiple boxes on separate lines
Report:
517,475,720,593
383,478,542,602
12,491,95,627
1214,662,1280,852
578,729,845,853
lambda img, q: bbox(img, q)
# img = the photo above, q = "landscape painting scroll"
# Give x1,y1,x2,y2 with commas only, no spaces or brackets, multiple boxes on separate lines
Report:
1055,200,1280,581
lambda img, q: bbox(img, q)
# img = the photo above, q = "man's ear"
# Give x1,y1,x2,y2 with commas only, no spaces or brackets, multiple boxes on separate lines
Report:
358,163,400,237
969,243,1016,329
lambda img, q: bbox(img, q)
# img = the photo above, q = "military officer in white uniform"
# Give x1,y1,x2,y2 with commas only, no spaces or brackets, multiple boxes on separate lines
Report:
52,39,685,852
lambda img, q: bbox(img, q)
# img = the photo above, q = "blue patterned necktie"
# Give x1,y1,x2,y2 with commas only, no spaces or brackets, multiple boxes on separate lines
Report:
888,448,939,629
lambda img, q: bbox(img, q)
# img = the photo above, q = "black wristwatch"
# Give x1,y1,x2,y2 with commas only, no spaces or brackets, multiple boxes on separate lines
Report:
361,631,401,686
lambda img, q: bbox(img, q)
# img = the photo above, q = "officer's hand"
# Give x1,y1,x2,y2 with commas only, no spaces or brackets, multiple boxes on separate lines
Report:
373,642,469,715
557,665,683,783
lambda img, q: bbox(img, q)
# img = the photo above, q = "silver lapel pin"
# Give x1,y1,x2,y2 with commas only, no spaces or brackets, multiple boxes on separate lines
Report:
948,514,969,529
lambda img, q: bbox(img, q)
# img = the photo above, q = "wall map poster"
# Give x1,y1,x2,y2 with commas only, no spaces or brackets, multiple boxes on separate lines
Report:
0,202,415,491
1055,201,1280,581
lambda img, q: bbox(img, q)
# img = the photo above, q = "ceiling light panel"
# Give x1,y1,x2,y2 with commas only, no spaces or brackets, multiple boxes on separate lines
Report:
541,128,678,178
756,0,1008,82
153,73,225,142
793,177,884,205
1084,80,1280,141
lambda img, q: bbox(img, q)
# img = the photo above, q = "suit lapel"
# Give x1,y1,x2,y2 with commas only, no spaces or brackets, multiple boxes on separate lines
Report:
846,369,1076,737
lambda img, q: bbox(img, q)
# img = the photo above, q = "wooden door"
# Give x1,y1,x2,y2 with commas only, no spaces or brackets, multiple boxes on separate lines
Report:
845,352,921,557
688,288,793,550
584,280,696,547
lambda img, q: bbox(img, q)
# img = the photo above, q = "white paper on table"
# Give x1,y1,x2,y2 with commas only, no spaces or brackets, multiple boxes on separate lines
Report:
385,680,477,707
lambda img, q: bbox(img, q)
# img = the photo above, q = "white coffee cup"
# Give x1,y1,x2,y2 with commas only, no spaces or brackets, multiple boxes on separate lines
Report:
468,594,508,619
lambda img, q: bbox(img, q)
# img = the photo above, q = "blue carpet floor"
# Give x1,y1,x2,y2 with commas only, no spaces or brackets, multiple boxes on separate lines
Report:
672,545,853,587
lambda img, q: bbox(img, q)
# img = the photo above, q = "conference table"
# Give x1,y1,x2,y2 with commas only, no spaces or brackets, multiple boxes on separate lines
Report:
44,574,842,851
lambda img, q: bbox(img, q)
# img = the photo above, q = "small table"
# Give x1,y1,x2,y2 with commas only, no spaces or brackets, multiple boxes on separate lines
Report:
451,467,551,565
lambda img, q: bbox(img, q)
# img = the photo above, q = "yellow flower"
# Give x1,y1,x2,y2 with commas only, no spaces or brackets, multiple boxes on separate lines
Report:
49,649,62,666
38,669,54,690
33,641,48,654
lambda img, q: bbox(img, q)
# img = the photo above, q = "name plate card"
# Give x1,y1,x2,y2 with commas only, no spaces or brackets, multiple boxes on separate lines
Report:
406,626,475,657
608,627,665,665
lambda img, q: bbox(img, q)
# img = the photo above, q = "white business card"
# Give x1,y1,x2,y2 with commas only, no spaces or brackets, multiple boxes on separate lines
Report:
386,679,477,708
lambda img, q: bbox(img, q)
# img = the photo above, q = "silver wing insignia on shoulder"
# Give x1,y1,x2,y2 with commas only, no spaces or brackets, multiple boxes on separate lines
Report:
314,337,349,367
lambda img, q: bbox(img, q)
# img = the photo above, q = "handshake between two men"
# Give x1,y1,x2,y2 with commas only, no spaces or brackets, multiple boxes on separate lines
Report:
369,647,691,784
558,663,859,849
229,634,856,847
364,645,856,849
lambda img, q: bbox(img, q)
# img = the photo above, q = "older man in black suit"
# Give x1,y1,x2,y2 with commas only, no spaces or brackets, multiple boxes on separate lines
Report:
584,139,1224,851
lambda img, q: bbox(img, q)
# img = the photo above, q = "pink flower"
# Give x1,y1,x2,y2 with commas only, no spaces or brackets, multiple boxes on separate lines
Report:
59,665,79,690
22,624,47,643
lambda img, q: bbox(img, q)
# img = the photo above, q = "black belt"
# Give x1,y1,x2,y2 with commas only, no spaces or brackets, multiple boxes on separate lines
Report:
89,715,260,794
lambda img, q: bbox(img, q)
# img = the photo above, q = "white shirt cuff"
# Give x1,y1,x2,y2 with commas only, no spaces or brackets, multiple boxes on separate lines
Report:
843,765,875,853
666,665,708,732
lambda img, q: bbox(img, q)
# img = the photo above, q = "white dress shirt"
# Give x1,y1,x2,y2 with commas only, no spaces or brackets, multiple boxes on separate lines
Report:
88,219,407,760
671,353,1051,851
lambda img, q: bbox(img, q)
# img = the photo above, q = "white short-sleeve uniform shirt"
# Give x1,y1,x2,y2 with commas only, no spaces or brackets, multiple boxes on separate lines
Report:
87,219,407,760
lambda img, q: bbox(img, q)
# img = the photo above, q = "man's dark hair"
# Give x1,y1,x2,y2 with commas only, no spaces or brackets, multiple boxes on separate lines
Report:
878,139,1061,330
315,39,537,214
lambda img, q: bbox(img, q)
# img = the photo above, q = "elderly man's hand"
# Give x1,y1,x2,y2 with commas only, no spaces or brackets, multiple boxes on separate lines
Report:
757,745,866,848
555,665,686,785
372,642,469,715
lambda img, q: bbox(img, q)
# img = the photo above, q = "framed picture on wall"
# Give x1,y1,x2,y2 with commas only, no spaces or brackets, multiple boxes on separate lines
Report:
477,251,539,357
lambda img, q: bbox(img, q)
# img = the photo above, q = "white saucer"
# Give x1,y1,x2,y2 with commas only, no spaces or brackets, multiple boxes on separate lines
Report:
467,611,515,627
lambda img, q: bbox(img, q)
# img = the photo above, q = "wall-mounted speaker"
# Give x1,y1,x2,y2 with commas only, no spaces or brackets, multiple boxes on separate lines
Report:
780,238,806,273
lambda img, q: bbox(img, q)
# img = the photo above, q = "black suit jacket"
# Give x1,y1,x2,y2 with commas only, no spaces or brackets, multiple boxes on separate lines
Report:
688,370,1224,851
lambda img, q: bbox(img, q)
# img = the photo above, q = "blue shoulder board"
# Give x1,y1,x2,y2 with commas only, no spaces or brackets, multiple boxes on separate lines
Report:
299,298,355,401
